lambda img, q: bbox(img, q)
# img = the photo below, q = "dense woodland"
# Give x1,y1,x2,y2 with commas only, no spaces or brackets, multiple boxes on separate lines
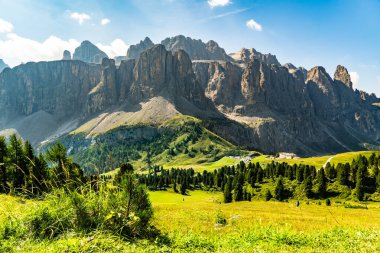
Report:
138,154,380,202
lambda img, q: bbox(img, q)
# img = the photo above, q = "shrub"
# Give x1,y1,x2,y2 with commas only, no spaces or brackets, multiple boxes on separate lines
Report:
325,198,331,206
215,210,227,225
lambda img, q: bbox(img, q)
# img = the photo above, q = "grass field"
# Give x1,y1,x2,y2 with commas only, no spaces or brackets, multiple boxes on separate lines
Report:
1,190,379,252
251,150,380,169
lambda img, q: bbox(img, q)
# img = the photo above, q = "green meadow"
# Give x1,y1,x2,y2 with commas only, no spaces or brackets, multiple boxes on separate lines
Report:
1,190,380,252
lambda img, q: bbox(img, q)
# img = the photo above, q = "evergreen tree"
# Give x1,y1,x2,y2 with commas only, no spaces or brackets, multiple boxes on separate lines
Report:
355,164,366,201
8,134,26,192
233,173,244,201
316,168,327,197
274,176,285,201
304,176,313,198
337,163,350,186
223,177,232,203
0,136,8,193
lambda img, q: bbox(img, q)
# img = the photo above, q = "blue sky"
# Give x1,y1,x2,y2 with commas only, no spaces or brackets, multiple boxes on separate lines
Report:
0,0,379,95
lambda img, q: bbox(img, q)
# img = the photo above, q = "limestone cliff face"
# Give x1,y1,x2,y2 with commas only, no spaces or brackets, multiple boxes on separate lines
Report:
86,58,117,114
0,60,101,120
73,41,108,64
85,45,209,114
126,37,154,59
161,35,231,61
193,61,242,106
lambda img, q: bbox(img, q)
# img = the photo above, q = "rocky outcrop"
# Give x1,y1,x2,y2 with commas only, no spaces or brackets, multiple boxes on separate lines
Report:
230,48,280,66
334,65,353,89
62,50,72,60
161,35,231,61
86,58,117,114
129,45,208,108
73,41,108,64
193,61,243,106
0,59,8,73
126,37,154,59
85,45,209,114
0,61,101,119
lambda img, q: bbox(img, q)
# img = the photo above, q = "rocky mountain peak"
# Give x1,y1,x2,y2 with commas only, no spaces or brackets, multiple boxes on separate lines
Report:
126,37,154,59
73,40,108,64
334,65,352,89
306,66,333,87
62,50,72,60
0,59,9,73
230,48,280,66
161,35,231,61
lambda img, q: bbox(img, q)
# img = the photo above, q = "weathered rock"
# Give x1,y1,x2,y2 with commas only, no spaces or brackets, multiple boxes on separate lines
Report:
73,41,108,64
126,37,154,59
230,48,280,66
86,58,117,114
0,60,101,119
62,50,72,60
334,65,353,89
161,35,231,61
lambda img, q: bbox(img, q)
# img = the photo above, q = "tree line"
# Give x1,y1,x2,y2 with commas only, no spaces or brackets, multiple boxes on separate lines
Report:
138,153,380,202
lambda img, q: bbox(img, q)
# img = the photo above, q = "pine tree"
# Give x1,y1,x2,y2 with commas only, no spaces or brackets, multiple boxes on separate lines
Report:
233,173,244,201
0,136,8,193
337,163,350,186
316,168,327,197
304,176,313,198
355,164,366,201
274,176,285,201
223,177,232,203
8,134,26,192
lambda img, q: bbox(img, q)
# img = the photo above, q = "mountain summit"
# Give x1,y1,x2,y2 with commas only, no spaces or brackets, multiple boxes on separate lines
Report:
73,41,108,64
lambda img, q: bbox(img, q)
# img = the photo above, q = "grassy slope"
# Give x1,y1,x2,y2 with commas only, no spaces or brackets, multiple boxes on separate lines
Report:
1,192,380,252
251,150,380,168
62,115,245,174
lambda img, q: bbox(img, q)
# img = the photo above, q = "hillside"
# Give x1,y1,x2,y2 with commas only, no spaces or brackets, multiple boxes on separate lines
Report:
49,115,246,174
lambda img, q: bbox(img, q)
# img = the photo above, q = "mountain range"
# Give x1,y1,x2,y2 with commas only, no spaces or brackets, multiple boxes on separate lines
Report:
0,35,379,170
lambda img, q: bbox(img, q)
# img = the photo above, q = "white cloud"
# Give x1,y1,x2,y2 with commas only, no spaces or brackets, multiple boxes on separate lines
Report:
101,18,110,26
96,39,129,58
208,0,231,8
0,33,80,67
70,12,91,25
349,72,360,89
0,34,130,67
246,19,262,31
0,18,14,33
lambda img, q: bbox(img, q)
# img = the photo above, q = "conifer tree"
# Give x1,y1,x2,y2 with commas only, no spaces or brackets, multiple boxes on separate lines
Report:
0,136,8,193
316,168,327,197
304,176,313,198
274,176,285,201
223,177,232,203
